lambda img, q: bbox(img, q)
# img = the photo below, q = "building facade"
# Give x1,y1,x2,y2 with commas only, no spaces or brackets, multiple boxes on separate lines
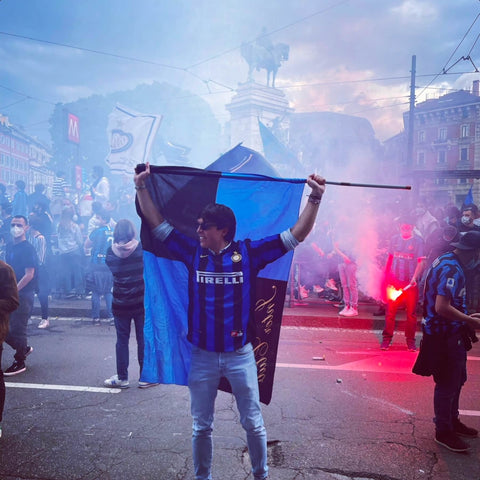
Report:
401,80,480,207
0,115,53,196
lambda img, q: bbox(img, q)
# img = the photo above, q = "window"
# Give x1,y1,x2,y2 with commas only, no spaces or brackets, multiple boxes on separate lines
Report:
460,147,468,162
438,151,446,164
417,151,425,165
461,124,469,138
418,130,425,143
439,128,447,141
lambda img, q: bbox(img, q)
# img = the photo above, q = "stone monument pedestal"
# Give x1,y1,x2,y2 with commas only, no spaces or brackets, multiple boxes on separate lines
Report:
226,81,293,153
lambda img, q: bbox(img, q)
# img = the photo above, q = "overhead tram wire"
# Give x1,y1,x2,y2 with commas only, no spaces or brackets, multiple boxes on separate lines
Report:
0,1,351,92
184,0,350,70
0,83,57,106
417,13,480,100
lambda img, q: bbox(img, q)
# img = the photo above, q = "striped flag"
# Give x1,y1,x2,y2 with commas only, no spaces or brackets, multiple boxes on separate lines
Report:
137,165,305,404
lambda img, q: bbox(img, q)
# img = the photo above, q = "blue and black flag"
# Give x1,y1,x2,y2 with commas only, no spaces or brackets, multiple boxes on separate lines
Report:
136,164,305,404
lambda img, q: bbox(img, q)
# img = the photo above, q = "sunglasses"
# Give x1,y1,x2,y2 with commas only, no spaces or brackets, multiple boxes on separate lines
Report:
196,222,217,231
11,223,24,228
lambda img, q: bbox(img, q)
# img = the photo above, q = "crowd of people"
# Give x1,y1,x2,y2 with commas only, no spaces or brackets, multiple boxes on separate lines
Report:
0,166,139,323
1,163,480,465
291,198,480,337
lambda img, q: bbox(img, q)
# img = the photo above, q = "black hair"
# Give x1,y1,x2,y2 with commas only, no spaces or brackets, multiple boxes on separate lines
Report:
12,214,28,225
34,183,45,193
463,204,479,216
15,180,26,190
113,219,136,243
198,203,236,242
29,213,42,231
96,208,111,224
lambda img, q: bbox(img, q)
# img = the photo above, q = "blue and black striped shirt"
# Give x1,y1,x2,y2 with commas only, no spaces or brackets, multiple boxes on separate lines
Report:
422,251,466,335
154,228,288,352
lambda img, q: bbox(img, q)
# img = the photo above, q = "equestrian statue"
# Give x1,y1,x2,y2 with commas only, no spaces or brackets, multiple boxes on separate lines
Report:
241,29,289,88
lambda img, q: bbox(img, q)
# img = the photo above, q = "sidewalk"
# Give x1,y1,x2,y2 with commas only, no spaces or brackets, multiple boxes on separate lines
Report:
32,293,414,331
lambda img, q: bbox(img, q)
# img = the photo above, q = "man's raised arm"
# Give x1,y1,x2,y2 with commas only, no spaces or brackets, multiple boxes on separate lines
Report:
290,173,326,243
134,162,164,229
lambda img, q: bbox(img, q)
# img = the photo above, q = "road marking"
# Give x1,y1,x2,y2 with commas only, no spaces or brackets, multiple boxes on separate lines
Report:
342,389,414,415
5,382,120,394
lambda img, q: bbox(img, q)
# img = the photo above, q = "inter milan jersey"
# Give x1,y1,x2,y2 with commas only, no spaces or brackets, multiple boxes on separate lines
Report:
388,234,424,285
422,251,466,335
89,226,114,264
158,229,287,352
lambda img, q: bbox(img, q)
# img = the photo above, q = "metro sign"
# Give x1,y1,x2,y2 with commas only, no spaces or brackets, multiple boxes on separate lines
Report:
67,113,80,144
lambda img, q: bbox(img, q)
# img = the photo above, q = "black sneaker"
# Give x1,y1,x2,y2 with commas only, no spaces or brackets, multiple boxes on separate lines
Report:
25,345,33,357
380,339,391,350
435,431,470,452
454,420,478,438
4,361,26,376
406,341,417,352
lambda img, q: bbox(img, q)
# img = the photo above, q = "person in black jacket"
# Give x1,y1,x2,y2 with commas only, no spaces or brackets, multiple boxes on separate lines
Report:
0,259,19,437
104,219,157,389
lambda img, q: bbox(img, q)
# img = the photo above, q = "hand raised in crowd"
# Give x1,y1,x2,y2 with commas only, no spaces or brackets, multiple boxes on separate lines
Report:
134,162,151,187
307,174,326,197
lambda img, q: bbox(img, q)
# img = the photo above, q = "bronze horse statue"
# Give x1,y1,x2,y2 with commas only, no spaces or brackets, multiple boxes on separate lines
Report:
241,42,289,88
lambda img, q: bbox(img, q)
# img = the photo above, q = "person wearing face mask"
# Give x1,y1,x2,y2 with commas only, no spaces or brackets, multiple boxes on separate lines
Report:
380,215,426,351
414,201,439,240
413,230,480,453
3,216,38,376
459,204,480,233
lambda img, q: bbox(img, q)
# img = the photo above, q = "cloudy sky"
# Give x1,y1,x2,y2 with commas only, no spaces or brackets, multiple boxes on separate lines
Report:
1,0,479,145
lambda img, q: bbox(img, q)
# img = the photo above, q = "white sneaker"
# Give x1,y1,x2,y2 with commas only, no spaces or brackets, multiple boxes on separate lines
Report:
104,374,129,389
343,307,359,317
338,306,349,316
38,319,49,329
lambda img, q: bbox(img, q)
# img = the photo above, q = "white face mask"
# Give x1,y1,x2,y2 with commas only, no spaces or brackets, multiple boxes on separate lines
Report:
10,226,24,238
461,216,472,226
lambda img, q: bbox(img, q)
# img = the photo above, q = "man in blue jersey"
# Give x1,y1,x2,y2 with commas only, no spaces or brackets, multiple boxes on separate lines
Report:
135,163,325,480
414,231,480,453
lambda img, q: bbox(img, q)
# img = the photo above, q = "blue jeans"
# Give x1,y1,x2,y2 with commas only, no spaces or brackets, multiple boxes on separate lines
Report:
114,314,145,381
338,262,358,307
188,343,268,480
36,264,50,320
5,292,34,362
91,291,112,319
433,333,467,433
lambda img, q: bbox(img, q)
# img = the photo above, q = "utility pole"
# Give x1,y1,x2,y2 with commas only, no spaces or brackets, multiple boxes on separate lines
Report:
407,55,417,205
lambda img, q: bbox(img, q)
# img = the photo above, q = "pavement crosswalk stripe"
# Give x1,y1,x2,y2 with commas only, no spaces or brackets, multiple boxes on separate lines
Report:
5,382,121,393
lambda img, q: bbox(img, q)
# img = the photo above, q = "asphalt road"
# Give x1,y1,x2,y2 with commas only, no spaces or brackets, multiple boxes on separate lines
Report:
1,319,479,480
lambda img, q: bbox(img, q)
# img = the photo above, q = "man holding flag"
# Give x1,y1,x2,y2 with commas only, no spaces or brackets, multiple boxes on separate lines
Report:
134,162,325,480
